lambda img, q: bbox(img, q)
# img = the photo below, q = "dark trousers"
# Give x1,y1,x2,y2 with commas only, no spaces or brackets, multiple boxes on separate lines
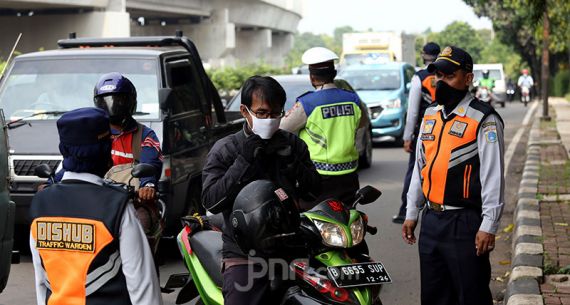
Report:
300,172,360,210
419,208,493,305
222,264,269,305
397,139,417,217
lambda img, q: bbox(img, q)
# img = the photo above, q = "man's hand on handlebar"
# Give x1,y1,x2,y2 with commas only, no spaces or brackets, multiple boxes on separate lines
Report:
138,186,156,201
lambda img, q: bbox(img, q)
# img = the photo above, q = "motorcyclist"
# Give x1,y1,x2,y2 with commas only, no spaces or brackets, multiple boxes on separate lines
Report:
29,107,162,305
506,78,516,102
201,76,321,305
517,69,534,103
476,69,495,104
280,47,366,209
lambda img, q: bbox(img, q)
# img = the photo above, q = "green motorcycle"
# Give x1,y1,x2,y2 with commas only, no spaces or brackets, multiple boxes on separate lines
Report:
167,185,390,305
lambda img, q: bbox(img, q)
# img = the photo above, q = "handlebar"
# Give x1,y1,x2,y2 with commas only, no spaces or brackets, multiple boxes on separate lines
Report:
366,225,378,235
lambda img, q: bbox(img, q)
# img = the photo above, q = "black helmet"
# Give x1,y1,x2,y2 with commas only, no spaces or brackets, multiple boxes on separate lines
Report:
93,72,137,125
482,69,490,78
230,180,300,257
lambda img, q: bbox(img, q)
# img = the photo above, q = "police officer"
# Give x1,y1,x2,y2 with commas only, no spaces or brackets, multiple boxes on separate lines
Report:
392,42,440,223
281,47,366,207
402,46,505,305
30,108,162,305
202,76,321,305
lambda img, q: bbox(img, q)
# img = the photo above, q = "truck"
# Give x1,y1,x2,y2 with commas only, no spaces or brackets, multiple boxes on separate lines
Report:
0,32,242,249
341,32,416,67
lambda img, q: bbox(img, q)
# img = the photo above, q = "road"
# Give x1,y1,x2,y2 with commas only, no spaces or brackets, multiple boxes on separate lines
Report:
0,101,533,305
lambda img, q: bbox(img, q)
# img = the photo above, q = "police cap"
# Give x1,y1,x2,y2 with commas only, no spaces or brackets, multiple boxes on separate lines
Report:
427,46,473,74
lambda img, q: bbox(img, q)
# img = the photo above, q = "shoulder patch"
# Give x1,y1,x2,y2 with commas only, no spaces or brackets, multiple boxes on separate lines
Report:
484,124,498,143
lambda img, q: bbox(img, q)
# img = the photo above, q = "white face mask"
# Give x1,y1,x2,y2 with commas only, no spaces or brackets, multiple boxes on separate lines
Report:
246,107,281,139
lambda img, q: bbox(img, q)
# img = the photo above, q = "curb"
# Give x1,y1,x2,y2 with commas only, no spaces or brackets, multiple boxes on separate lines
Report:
505,115,544,305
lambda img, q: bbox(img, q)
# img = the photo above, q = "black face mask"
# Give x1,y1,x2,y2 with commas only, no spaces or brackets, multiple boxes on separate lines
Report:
435,81,468,107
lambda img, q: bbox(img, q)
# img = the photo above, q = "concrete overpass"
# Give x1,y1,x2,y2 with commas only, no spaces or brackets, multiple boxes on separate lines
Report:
0,0,303,67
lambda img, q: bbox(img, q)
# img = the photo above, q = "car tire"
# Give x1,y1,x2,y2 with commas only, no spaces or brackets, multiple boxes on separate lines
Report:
394,135,404,147
359,131,373,169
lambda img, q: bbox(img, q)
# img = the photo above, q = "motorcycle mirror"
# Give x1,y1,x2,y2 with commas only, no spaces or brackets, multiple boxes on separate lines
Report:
355,186,382,205
34,164,54,179
131,163,157,179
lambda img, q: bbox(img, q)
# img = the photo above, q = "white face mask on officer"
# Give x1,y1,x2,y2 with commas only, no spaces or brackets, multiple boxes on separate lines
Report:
245,107,281,139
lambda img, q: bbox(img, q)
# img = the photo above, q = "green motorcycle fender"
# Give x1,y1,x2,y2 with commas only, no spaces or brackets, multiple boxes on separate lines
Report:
177,228,224,305
315,251,372,305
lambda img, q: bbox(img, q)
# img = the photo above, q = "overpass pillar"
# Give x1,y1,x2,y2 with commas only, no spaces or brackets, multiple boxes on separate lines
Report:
268,32,293,67
235,28,272,65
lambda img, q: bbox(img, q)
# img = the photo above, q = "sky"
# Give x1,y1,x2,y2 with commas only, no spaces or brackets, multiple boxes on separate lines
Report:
297,0,493,35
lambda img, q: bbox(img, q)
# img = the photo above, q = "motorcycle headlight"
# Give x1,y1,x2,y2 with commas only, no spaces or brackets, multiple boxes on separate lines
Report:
382,98,401,109
350,216,365,246
313,219,349,248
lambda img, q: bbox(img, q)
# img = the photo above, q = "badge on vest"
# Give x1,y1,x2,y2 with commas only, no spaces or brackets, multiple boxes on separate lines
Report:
449,121,468,138
36,221,95,252
423,120,436,134
421,134,435,141
321,104,355,119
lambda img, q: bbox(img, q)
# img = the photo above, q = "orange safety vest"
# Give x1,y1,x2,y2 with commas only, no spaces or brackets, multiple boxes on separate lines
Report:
30,182,132,305
420,98,501,207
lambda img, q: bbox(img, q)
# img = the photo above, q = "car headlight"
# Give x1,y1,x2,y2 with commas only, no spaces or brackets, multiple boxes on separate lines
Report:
368,106,383,119
313,219,349,248
382,98,401,109
350,216,365,246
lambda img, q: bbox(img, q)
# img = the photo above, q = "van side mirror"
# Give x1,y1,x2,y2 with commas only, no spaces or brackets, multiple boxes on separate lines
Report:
158,88,173,111
34,164,54,179
131,163,157,179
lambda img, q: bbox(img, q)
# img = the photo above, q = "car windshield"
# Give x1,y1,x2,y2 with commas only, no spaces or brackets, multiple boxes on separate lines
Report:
227,81,311,112
343,53,391,66
473,69,502,81
0,58,160,121
339,69,401,91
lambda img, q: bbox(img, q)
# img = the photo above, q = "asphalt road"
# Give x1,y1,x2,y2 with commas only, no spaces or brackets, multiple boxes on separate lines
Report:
0,100,533,305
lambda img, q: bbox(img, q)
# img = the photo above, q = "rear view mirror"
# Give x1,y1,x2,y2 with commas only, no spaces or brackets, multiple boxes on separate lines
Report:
34,164,54,179
158,88,173,111
131,163,157,179
355,186,382,205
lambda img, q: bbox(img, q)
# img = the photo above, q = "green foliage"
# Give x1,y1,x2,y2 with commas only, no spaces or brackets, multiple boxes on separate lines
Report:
551,69,570,97
0,60,6,75
479,39,524,80
426,21,484,62
207,63,287,95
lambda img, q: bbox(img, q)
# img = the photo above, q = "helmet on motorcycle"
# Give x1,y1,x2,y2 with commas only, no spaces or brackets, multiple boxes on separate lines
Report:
482,69,490,78
230,180,300,257
93,72,137,125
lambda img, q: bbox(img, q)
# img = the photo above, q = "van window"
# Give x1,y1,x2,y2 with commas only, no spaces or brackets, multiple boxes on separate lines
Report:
166,59,205,114
473,69,503,81
0,58,159,121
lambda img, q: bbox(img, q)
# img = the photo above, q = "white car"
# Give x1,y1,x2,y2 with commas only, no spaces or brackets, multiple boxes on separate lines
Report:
473,63,506,107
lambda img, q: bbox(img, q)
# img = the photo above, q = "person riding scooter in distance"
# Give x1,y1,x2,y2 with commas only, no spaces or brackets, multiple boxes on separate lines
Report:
202,76,321,305
476,69,495,106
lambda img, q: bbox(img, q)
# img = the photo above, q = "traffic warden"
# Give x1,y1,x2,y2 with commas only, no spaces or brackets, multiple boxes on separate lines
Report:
402,46,505,305
202,76,321,305
392,42,440,223
281,47,367,207
29,108,162,305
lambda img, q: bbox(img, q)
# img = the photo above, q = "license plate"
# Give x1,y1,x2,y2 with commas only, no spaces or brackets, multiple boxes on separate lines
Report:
327,262,392,288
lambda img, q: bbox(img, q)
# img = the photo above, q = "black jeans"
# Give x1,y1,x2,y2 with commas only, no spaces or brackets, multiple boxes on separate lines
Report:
222,264,269,305
397,138,417,217
419,208,493,305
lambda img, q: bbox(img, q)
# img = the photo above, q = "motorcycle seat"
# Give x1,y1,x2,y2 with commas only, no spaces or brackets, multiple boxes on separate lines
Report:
190,230,224,287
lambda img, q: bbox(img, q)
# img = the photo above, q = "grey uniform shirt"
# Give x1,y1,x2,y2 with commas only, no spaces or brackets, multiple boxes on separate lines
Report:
405,94,505,234
403,74,422,142
30,172,163,305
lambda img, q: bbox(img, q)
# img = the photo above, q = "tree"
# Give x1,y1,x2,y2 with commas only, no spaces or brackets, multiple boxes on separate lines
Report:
428,21,485,62
479,39,523,80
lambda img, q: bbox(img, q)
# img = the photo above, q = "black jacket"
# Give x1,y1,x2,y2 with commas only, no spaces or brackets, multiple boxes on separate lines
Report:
202,125,321,258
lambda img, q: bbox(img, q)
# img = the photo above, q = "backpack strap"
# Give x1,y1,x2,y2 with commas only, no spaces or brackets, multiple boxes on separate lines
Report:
132,123,144,163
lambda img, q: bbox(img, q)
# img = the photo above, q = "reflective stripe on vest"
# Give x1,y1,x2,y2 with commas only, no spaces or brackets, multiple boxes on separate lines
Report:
420,99,495,207
299,99,361,176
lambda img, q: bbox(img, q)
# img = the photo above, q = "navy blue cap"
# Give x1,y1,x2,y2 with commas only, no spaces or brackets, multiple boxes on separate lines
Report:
427,46,474,74
422,42,441,56
57,107,110,146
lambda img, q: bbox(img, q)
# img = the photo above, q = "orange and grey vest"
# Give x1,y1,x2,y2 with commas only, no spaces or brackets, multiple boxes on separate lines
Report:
420,98,502,207
30,181,132,305
415,69,437,135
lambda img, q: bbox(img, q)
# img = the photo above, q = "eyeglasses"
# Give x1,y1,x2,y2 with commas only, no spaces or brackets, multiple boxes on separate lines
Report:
246,107,285,119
